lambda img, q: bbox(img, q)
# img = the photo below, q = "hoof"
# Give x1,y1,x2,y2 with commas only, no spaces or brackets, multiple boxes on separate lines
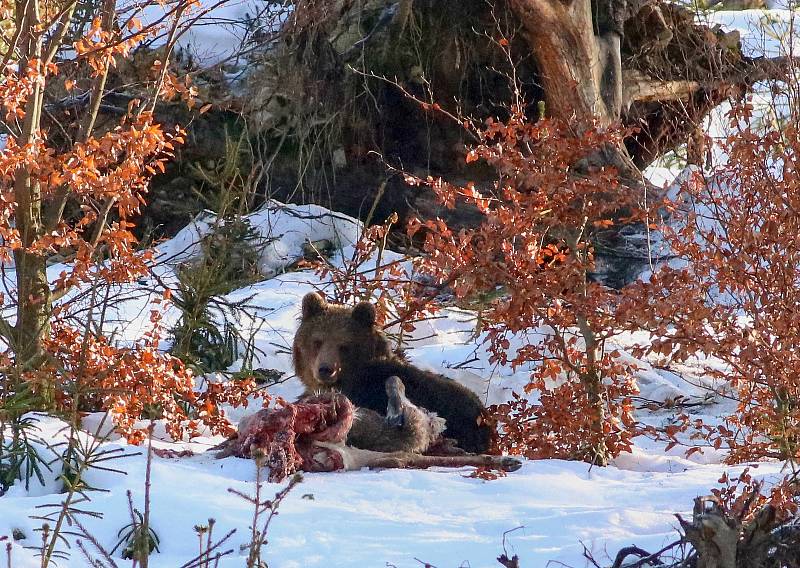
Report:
386,412,405,429
385,375,406,428
499,457,523,472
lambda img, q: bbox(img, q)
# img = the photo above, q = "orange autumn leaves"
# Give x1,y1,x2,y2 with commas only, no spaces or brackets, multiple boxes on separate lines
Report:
406,110,643,463
0,7,253,443
42,317,257,443
405,100,800,469
628,108,800,464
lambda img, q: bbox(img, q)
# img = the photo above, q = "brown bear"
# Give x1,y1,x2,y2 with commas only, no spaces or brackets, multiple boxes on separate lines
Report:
293,292,493,453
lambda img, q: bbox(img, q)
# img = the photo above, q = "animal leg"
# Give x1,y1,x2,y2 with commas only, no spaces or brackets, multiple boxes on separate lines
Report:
315,442,522,472
385,375,406,428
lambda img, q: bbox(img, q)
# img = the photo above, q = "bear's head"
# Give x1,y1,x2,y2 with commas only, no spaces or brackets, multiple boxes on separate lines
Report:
293,292,393,392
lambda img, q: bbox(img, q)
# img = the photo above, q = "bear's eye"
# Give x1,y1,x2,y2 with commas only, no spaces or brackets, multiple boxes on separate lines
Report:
313,339,323,350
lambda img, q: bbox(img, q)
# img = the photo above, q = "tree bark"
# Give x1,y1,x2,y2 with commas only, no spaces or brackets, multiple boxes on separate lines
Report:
509,0,613,122
507,0,630,124
678,497,739,568
12,0,51,370
577,315,609,466
503,0,643,184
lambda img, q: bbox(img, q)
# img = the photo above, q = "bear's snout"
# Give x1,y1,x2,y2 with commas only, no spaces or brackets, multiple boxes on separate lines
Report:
317,363,339,383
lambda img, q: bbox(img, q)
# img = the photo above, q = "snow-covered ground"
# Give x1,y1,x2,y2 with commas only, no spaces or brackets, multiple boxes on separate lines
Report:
0,199,787,568
2,413,788,568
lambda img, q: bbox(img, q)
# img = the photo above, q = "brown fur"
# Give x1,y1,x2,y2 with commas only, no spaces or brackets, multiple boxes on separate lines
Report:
293,292,393,392
293,292,493,453
346,376,446,453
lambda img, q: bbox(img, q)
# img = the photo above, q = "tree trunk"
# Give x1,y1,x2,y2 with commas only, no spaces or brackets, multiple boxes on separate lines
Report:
509,0,645,183
577,314,609,466
12,0,50,370
678,497,741,568
508,0,621,124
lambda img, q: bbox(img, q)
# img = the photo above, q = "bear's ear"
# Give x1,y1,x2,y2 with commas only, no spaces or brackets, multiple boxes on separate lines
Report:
301,292,327,320
352,301,377,328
